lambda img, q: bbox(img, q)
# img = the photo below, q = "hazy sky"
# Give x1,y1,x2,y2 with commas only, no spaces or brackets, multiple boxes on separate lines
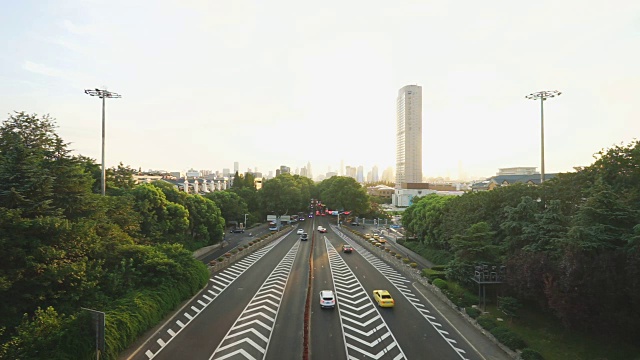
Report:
1,0,639,180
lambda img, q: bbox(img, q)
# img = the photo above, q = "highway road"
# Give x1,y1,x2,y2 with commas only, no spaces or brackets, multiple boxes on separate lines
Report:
127,216,510,360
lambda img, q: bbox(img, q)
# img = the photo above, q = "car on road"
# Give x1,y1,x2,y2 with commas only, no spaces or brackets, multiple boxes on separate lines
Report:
372,290,395,308
377,237,386,244
350,222,359,226
342,244,353,253
319,290,336,308
318,227,327,233
373,234,380,240
300,233,308,241
230,228,244,233
364,233,372,239
297,229,304,235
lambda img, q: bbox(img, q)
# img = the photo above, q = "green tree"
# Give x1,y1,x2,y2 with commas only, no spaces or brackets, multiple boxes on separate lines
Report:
184,195,224,248
205,191,248,227
107,162,137,191
0,112,62,217
261,174,301,218
130,184,189,242
318,176,369,215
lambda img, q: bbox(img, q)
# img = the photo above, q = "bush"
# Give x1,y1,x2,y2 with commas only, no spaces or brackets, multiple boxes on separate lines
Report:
490,326,527,351
433,278,448,290
476,316,498,331
430,265,448,272
520,348,544,360
462,292,479,308
422,268,447,282
465,307,481,319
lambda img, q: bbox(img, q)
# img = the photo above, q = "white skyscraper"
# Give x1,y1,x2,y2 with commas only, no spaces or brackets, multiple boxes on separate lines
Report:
396,85,423,187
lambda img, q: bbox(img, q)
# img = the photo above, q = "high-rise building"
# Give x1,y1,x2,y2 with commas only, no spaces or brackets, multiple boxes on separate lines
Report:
372,165,379,182
340,160,344,176
356,166,364,183
381,167,394,183
234,162,239,174
345,166,357,179
396,85,423,187
307,161,312,179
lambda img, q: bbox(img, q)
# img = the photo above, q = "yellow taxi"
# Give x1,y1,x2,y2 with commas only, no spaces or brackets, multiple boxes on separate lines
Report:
373,234,380,240
378,237,386,244
364,233,372,239
372,290,395,308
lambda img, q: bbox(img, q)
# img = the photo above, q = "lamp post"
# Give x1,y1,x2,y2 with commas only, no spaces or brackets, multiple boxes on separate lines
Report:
244,213,248,230
85,88,122,196
525,90,561,183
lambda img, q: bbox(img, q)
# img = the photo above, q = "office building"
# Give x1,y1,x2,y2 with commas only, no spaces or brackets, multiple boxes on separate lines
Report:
396,85,423,188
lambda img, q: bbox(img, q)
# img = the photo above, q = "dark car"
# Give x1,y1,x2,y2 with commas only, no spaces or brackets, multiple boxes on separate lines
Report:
350,222,359,226
301,233,309,241
230,228,244,233
342,244,353,253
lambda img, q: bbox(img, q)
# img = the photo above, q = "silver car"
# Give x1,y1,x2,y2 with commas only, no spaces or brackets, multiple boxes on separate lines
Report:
319,290,336,308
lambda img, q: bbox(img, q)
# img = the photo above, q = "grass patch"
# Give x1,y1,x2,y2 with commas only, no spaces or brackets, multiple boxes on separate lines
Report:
401,241,453,264
481,305,640,360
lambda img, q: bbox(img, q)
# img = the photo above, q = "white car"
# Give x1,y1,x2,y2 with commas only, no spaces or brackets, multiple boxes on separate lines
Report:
319,290,336,308
297,229,304,235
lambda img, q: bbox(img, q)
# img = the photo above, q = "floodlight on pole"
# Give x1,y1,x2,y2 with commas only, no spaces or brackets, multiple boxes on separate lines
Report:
525,90,561,183
85,88,122,196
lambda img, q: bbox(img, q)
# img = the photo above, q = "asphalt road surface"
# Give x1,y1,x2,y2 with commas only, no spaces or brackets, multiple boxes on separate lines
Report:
125,216,510,360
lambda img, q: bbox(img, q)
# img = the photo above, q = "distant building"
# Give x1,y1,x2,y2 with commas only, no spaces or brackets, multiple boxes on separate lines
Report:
345,166,357,179
254,177,263,190
471,172,558,192
497,167,538,176
234,161,239,174
392,182,463,207
381,167,395,183
186,168,200,178
222,168,231,177
396,85,423,188
368,184,395,198
276,165,290,177
356,166,364,183
372,165,379,182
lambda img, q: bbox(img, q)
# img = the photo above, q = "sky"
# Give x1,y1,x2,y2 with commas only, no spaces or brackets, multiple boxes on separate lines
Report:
1,0,639,181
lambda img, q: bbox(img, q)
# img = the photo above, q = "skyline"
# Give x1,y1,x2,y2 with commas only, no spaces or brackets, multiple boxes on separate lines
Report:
1,1,639,180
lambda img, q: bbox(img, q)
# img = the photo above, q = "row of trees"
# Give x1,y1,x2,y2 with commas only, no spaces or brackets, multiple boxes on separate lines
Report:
0,112,227,357
0,112,381,358
402,140,640,340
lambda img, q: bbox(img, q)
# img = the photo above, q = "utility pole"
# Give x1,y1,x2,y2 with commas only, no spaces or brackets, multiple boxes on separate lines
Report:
85,88,122,196
525,90,561,183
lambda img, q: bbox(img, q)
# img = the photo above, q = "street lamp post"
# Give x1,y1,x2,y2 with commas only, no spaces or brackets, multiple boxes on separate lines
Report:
85,88,122,196
244,213,248,230
525,90,561,183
